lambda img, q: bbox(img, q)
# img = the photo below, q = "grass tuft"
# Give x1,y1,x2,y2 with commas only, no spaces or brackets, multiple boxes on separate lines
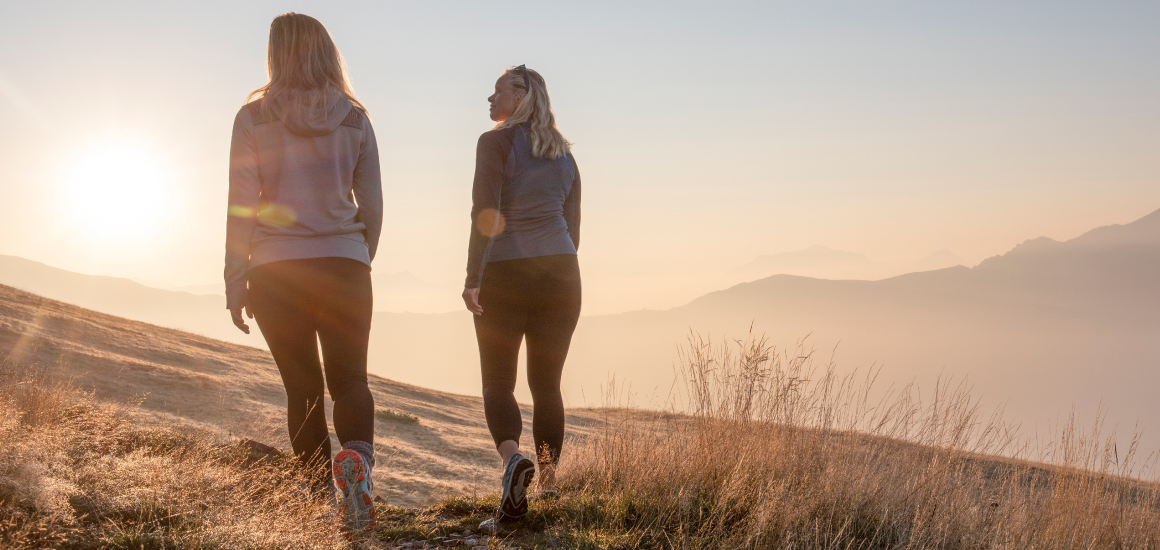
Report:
376,407,421,425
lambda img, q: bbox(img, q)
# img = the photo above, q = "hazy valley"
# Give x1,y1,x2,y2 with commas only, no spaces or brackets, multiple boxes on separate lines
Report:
5,208,1157,451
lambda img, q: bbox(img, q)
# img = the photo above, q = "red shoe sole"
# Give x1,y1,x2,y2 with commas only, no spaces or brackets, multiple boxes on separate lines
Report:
333,449,376,538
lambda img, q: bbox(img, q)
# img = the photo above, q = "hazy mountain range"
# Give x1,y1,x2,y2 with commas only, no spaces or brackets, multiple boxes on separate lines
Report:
2,208,1157,449
377,207,1160,450
130,246,966,304
0,254,236,342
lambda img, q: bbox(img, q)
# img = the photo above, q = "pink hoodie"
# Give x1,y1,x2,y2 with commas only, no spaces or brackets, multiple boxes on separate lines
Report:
224,91,382,310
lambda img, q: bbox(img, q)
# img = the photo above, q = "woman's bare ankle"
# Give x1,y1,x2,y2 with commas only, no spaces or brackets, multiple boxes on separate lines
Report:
497,440,520,466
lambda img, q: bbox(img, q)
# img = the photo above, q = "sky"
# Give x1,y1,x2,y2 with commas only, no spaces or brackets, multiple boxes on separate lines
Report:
1,1,1157,314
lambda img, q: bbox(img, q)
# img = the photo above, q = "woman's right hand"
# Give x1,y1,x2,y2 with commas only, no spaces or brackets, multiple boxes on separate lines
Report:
230,306,253,334
462,287,483,316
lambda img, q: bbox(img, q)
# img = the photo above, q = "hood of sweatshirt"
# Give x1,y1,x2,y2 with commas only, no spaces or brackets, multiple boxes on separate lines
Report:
270,89,353,137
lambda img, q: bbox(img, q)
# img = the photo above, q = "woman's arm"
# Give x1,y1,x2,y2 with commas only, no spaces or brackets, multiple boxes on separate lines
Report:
352,110,383,262
564,160,581,251
464,130,512,289
224,106,261,313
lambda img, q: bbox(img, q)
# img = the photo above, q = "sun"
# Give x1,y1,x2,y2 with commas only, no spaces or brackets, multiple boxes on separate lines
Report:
60,140,177,245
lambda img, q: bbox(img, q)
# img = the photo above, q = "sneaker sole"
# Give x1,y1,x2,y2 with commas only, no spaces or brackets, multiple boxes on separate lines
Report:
333,449,376,538
499,457,535,522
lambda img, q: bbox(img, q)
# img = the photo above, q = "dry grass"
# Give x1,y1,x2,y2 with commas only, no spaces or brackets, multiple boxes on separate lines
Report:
0,361,346,549
553,331,1160,549
0,282,615,508
376,407,421,425
5,279,1160,549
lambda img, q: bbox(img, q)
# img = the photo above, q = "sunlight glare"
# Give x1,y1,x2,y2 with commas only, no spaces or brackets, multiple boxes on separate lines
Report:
60,140,177,245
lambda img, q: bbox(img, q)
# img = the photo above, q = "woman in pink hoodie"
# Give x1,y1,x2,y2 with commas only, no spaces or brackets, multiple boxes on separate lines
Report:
224,12,381,538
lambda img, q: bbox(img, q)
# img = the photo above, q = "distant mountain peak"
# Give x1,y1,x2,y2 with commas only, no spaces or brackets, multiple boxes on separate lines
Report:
973,207,1159,276
1066,206,1160,247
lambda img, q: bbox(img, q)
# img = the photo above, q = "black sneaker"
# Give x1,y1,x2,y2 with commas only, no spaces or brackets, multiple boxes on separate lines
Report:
497,453,535,523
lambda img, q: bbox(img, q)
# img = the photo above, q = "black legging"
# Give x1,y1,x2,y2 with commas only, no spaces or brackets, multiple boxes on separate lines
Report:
474,254,581,465
248,257,375,480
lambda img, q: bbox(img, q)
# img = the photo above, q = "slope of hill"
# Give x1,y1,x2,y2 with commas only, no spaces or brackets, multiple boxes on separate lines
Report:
5,288,1158,549
0,255,466,356
0,282,608,508
0,254,251,347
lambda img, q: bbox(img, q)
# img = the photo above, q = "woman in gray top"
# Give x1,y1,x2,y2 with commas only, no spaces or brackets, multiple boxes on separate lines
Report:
224,12,380,538
463,65,581,524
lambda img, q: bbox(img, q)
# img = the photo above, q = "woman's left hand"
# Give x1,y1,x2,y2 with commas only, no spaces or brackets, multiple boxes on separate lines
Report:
230,306,253,334
462,287,483,316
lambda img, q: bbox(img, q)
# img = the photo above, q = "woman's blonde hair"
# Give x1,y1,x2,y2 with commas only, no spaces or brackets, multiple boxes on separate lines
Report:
246,13,365,116
497,67,571,160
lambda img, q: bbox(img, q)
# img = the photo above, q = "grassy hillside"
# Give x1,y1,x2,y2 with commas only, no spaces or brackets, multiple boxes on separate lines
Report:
4,283,1160,548
0,282,609,508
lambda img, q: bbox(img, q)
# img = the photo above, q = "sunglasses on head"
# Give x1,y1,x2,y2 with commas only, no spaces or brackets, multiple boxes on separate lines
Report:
513,64,531,93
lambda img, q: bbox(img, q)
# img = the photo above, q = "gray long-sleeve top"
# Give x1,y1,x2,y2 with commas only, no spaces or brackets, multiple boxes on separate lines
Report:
224,91,382,310
465,124,581,288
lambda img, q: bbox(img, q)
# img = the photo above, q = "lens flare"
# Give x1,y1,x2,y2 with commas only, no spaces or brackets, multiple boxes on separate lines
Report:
475,208,506,237
60,140,177,245
258,204,298,228
228,205,256,218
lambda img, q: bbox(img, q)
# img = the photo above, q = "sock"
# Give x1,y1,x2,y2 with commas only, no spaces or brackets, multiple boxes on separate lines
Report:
342,440,375,469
